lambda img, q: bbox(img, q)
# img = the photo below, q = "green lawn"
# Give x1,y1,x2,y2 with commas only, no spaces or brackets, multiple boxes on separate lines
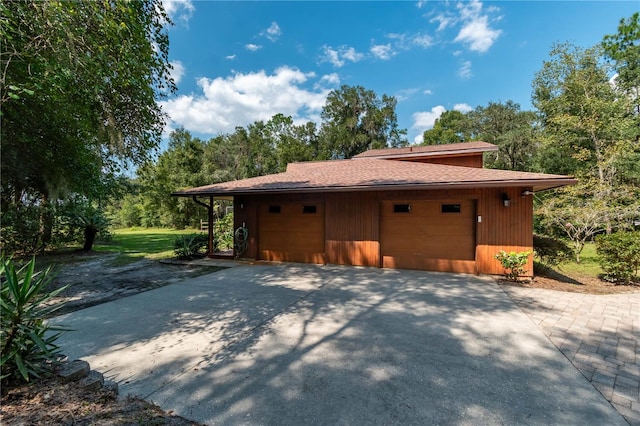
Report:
94,228,205,264
554,242,602,278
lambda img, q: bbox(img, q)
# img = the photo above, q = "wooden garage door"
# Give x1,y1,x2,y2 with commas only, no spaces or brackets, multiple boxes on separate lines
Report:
380,200,476,273
258,202,325,264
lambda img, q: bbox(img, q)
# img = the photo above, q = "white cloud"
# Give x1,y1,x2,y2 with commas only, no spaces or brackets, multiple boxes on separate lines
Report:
370,44,395,60
410,105,439,144
319,73,341,86
162,0,194,25
225,54,237,60
424,89,433,95
384,32,434,52
341,47,364,63
264,22,281,41
320,46,342,67
169,60,185,84
411,105,447,138
458,60,472,79
430,14,454,32
395,87,420,102
416,0,428,9
412,34,434,48
160,67,331,135
411,103,473,143
319,45,364,68
454,103,473,113
454,0,502,53
245,44,262,52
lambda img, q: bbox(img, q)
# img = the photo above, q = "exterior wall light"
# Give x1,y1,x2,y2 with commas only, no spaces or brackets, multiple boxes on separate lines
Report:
502,193,511,207
521,190,534,197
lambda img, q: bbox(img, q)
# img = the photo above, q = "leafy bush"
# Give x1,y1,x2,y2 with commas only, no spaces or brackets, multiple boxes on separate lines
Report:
173,233,209,259
213,214,234,251
1,257,68,384
595,231,640,284
533,234,573,268
494,250,531,281
0,199,112,255
0,203,46,255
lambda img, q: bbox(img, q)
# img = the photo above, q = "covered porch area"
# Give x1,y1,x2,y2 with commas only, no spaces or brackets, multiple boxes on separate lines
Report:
191,195,237,259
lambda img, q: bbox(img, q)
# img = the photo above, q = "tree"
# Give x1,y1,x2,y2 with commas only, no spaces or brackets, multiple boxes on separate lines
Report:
535,182,631,262
466,101,538,171
533,43,639,234
137,129,207,229
266,114,315,171
602,12,640,116
0,0,175,252
319,85,407,159
421,110,471,146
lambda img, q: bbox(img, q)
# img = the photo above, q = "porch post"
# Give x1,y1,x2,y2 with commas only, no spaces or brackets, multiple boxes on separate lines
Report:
192,195,215,257
208,196,214,257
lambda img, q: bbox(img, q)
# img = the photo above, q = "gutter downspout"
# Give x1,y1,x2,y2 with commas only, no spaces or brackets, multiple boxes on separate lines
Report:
192,196,214,257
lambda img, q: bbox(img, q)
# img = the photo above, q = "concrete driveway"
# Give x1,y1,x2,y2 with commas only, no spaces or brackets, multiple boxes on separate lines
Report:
54,264,625,425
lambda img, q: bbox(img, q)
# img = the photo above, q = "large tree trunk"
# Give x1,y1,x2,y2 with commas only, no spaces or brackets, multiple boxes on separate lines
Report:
83,226,97,251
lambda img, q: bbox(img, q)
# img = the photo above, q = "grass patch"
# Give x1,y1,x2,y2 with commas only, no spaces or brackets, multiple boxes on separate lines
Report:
94,228,205,265
555,242,602,278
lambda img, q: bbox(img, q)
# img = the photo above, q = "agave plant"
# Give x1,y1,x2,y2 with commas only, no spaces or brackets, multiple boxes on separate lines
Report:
0,257,68,383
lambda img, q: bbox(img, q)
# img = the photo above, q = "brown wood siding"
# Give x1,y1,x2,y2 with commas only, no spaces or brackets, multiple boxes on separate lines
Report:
234,197,258,259
398,153,483,168
380,199,476,273
235,187,533,276
258,201,325,263
475,187,534,276
324,192,380,266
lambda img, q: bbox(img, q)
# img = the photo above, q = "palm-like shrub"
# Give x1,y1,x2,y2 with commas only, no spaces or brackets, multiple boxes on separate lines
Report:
173,233,209,259
1,257,68,384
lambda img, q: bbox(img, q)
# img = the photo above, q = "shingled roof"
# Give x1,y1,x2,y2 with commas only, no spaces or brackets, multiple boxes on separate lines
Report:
353,141,498,160
172,158,576,197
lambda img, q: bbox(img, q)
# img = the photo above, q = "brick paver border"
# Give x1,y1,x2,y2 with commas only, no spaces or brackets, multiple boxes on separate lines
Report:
501,286,640,425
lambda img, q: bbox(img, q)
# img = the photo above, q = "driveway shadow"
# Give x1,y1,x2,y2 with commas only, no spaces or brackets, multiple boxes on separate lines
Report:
54,264,625,425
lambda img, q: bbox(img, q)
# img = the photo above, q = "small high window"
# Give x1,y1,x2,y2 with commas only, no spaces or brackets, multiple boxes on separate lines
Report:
268,205,281,214
441,203,461,213
302,205,317,214
393,204,411,213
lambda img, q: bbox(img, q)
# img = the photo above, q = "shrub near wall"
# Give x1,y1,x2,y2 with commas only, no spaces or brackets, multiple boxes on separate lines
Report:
595,231,640,284
533,234,572,269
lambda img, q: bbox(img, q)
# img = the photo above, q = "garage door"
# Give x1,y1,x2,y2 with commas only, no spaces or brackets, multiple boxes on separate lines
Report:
380,200,476,273
258,202,325,264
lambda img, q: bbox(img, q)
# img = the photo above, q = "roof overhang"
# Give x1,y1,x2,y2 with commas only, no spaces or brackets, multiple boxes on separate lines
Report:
173,178,578,198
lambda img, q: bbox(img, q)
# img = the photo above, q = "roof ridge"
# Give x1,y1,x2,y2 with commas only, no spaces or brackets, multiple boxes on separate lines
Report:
353,141,498,159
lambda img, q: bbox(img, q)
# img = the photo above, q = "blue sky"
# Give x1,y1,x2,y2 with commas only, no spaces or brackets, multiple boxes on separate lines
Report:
160,0,638,145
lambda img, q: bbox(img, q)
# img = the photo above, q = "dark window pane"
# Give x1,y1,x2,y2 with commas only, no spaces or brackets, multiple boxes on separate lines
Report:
303,205,317,214
394,204,411,213
442,204,461,213
269,205,281,214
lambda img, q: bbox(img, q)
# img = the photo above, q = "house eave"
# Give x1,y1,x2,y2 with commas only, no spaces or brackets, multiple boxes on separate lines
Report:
172,178,578,198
